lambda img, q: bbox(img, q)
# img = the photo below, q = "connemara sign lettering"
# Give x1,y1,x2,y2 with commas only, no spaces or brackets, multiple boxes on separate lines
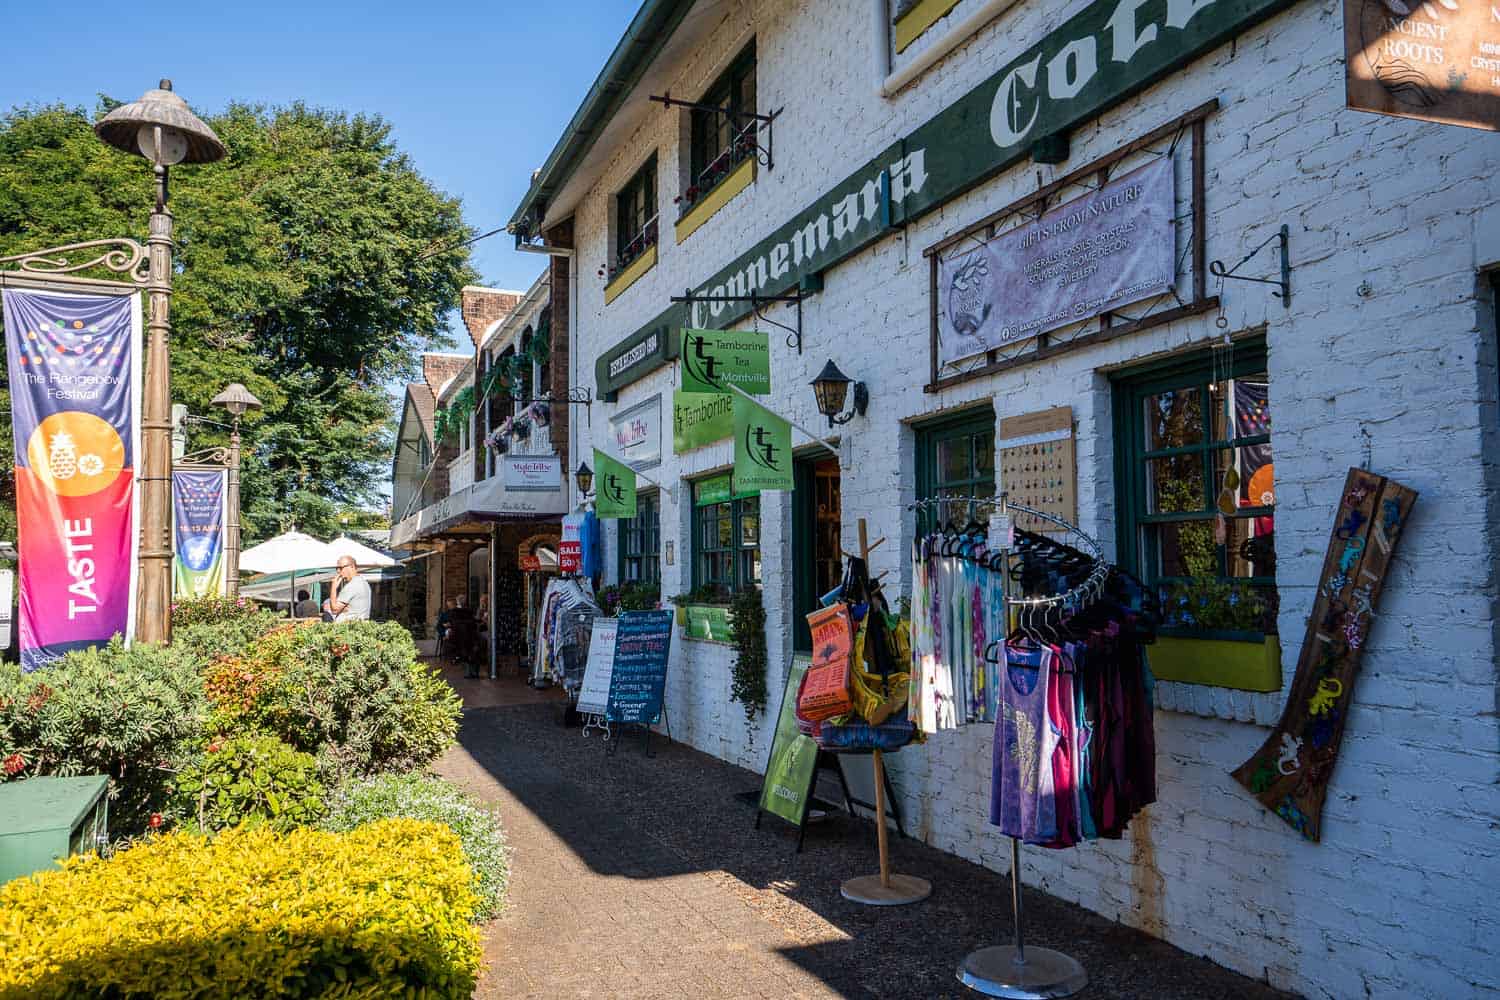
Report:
595,0,1293,394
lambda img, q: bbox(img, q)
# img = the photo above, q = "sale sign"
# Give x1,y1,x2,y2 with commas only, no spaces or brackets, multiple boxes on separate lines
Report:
3,289,141,670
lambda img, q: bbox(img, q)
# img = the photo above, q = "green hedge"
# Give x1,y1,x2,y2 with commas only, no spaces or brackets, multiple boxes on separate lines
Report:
0,819,480,999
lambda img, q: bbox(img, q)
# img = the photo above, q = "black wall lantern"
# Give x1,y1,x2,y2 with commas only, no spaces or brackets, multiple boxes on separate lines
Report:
574,461,594,497
811,359,868,427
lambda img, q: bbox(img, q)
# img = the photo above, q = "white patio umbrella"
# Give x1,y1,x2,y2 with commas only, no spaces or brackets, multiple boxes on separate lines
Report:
327,535,395,568
239,531,341,617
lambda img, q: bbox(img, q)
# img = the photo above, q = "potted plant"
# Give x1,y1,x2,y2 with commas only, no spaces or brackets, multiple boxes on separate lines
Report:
1149,578,1281,691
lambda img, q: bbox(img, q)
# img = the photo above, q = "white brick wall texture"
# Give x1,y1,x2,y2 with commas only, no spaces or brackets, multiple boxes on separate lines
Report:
559,2,1500,997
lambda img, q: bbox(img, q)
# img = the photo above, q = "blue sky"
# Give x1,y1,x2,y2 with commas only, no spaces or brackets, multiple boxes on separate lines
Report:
1,0,637,295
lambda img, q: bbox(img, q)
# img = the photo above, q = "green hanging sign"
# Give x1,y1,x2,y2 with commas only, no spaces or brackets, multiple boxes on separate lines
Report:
593,449,637,519
673,389,734,453
733,394,793,492
680,329,771,395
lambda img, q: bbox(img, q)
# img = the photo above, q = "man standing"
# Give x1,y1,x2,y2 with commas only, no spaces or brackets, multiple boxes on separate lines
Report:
324,556,372,622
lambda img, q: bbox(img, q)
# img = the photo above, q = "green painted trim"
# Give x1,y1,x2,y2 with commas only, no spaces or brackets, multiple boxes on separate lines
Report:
894,0,962,53
597,0,1295,396
676,158,755,244
1146,635,1282,692
604,244,657,305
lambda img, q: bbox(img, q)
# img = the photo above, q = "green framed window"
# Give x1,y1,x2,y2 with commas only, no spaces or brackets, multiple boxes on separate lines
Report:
1112,340,1277,638
615,154,658,267
914,407,996,535
689,44,756,194
619,490,661,585
692,475,760,594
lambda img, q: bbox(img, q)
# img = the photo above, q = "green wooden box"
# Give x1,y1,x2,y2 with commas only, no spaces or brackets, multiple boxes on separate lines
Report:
1146,634,1282,692
0,775,109,885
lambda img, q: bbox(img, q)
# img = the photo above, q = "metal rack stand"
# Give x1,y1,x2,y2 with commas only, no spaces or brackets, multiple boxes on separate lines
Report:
908,494,1099,999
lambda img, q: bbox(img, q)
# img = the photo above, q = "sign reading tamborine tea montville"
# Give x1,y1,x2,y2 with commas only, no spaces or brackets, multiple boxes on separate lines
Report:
680,329,771,395
1345,0,1500,132
593,0,1295,398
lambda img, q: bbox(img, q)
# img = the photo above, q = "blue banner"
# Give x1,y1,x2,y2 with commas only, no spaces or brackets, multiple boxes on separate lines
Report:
172,468,227,598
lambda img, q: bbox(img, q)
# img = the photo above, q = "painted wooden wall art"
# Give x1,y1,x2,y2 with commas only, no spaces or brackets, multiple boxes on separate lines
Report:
1231,466,1417,841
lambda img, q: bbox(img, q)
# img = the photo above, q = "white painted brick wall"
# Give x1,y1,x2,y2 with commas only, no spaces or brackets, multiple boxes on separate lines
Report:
560,2,1500,997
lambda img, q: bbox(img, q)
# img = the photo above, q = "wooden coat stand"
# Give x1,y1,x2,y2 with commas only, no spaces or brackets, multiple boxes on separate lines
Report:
839,518,932,906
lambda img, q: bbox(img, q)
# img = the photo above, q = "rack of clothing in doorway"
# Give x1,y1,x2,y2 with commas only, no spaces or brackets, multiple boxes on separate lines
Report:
907,493,1159,999
531,577,602,698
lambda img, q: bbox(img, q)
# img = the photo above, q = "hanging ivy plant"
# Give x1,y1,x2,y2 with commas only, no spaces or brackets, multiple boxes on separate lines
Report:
728,587,768,722
527,325,551,367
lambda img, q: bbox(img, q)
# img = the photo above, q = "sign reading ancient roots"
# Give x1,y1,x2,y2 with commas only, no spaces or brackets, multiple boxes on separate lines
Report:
604,610,674,725
1231,467,1417,841
172,468,228,598
937,157,1174,368
3,289,141,670
1345,0,1500,132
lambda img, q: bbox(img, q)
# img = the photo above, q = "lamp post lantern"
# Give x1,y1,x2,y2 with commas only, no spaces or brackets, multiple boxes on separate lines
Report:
211,383,261,598
95,80,225,641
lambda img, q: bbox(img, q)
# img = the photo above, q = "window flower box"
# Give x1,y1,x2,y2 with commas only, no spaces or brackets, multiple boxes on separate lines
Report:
1146,632,1282,692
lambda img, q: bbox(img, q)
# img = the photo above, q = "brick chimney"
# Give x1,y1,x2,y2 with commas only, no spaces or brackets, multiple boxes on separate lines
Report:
460,286,525,347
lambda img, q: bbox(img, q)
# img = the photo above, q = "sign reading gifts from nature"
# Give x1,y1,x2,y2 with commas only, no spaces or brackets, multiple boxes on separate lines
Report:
172,469,227,599
1345,0,1500,132
2,289,141,670
603,610,674,725
937,157,1175,368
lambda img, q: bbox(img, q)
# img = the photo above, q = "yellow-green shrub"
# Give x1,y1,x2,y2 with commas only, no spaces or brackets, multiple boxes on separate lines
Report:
0,819,480,999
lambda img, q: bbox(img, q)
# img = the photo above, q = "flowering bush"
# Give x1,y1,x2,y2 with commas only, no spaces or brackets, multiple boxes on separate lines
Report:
170,594,260,629
171,733,326,833
0,820,480,999
599,582,662,616
200,623,303,735
0,638,206,836
324,773,508,920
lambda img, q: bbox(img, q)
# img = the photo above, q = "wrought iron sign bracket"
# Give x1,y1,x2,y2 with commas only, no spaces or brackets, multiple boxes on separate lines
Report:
0,238,151,293
1210,224,1291,309
179,446,230,467
649,93,782,171
670,288,803,354
504,387,594,425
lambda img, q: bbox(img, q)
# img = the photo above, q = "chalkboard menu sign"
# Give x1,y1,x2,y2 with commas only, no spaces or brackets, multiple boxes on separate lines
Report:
605,610,673,724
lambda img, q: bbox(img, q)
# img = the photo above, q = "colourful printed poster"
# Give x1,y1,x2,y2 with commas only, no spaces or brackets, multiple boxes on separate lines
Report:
172,469,227,598
3,289,141,670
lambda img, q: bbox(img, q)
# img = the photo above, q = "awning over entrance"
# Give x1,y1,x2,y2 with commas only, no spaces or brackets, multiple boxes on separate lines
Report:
390,471,570,548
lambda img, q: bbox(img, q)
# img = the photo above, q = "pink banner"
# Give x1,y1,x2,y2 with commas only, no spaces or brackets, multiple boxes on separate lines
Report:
3,289,141,669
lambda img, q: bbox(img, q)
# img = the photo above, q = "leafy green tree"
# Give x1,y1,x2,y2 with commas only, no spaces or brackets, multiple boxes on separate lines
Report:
0,100,477,543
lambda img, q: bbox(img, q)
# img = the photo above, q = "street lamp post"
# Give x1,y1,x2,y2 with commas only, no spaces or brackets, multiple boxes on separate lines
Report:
95,81,225,642
211,383,262,598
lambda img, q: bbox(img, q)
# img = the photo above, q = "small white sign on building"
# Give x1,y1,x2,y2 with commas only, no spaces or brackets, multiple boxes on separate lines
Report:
608,393,662,470
503,455,562,492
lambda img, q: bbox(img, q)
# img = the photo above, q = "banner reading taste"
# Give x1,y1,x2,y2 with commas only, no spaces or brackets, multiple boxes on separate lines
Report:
3,289,141,670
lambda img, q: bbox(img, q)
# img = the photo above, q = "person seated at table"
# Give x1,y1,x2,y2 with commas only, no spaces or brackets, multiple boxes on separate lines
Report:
293,589,319,619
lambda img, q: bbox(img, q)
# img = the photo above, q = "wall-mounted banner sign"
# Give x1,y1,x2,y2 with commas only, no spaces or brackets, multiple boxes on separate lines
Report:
1345,0,1500,132
605,610,674,725
608,393,661,469
733,395,794,492
503,454,562,491
680,329,771,395
673,389,734,453
3,289,141,670
601,0,1293,394
172,468,228,599
937,158,1174,368
592,448,637,520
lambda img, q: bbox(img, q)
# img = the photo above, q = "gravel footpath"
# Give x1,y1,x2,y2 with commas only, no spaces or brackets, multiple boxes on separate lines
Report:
436,677,1295,1000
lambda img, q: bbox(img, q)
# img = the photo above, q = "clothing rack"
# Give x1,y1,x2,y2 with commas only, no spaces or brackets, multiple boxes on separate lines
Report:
907,493,1093,999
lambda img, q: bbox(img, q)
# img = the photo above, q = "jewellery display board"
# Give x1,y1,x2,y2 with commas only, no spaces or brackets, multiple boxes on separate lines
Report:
999,407,1076,534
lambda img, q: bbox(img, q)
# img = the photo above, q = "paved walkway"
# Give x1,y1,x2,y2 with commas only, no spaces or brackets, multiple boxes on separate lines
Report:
433,661,1294,1000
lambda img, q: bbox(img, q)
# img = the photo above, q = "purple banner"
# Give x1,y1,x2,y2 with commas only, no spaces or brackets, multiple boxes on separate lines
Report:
3,289,141,669
173,469,227,598
937,157,1175,369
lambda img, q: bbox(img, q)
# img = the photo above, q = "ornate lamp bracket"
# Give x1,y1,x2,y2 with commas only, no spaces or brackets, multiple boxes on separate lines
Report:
0,238,151,288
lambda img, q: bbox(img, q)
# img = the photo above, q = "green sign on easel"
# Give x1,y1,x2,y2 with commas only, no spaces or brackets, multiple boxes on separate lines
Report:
757,660,819,828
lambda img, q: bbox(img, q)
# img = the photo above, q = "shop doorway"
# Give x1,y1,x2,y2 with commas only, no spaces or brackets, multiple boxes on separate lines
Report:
792,455,841,652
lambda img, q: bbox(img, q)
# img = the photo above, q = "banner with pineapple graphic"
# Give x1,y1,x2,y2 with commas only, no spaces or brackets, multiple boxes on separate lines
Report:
172,469,227,599
2,289,140,670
